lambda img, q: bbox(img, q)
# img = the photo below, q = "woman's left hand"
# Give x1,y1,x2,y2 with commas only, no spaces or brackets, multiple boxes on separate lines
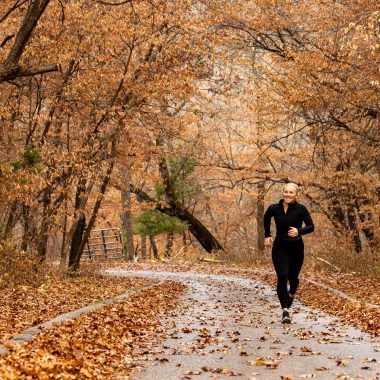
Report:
288,227,299,237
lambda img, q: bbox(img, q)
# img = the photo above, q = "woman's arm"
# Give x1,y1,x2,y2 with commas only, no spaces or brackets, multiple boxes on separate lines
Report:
263,206,273,238
297,206,314,235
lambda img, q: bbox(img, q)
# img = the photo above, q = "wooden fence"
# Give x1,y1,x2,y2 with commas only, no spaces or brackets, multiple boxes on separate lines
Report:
82,228,124,260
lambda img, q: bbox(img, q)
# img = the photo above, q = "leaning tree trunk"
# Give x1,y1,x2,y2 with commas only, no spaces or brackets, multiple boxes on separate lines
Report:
130,184,225,254
158,157,224,253
169,206,223,253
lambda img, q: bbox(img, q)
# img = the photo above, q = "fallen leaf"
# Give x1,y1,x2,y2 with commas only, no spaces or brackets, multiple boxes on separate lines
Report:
316,366,329,371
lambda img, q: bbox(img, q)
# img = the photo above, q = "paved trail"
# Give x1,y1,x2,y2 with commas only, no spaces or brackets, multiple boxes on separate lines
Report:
107,270,379,380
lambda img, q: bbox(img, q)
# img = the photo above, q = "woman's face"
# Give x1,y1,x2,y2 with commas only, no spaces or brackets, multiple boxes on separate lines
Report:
283,186,298,204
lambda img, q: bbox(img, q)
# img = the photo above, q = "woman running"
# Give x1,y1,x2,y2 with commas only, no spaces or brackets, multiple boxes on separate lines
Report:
263,183,314,323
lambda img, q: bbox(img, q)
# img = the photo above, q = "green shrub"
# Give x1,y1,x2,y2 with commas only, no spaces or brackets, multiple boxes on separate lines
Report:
134,210,188,237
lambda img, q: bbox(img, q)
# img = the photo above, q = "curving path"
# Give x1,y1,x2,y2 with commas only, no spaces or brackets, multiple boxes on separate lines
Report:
106,270,379,380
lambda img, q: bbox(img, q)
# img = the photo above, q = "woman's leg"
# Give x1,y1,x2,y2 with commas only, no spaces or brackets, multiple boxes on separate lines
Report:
272,244,290,309
288,240,304,296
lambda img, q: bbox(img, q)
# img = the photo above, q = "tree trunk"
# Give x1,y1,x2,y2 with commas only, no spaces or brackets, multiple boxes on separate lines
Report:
141,234,147,260
0,204,15,240
36,220,49,260
1,202,22,242
130,183,224,254
158,157,224,253
165,233,174,258
36,187,53,260
69,149,115,271
170,207,223,253
257,181,265,254
331,199,346,227
149,235,159,259
121,169,134,260
60,196,68,264
347,206,362,253
60,177,90,268
21,205,31,252
68,213,86,268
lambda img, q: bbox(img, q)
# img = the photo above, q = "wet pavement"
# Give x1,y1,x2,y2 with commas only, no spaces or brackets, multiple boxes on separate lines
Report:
107,270,380,380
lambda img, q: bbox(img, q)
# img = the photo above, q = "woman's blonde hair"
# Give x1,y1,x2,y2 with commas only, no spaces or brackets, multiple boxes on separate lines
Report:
283,182,299,194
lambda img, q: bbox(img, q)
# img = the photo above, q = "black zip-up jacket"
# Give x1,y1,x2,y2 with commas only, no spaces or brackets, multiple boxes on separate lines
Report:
264,200,314,241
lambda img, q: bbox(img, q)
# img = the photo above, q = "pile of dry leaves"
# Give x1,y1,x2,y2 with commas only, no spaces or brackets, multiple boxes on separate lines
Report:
0,272,156,344
0,280,186,379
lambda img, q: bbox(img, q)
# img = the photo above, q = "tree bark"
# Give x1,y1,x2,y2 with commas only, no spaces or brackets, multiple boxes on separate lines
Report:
120,169,134,260
0,203,17,240
21,205,31,251
36,187,52,260
149,235,159,259
347,206,362,253
0,206,8,239
165,232,174,258
60,196,68,263
257,181,265,254
167,206,223,253
68,213,86,268
140,234,147,259
60,177,91,267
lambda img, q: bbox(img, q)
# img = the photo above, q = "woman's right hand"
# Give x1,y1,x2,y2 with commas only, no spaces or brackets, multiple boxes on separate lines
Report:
264,237,273,247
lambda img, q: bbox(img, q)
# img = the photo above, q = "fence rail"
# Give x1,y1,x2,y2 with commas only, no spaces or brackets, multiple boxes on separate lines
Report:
82,227,124,260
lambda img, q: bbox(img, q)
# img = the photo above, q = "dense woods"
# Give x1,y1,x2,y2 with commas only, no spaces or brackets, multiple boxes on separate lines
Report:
0,0,379,272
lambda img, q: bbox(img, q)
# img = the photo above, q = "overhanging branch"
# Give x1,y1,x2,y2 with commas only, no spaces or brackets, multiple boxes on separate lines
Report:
0,63,59,82
95,0,132,5
18,63,59,77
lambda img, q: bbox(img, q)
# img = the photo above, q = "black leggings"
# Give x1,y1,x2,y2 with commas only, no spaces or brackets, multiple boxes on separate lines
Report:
272,238,304,309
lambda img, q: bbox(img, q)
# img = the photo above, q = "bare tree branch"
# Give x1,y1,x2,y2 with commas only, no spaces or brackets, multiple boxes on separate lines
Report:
17,63,60,77
0,0,28,24
0,0,54,83
95,0,132,5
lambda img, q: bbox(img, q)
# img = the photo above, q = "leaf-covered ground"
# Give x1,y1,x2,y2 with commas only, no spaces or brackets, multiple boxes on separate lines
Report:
0,280,186,379
0,273,156,344
305,271,380,305
0,262,378,379
116,262,380,336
